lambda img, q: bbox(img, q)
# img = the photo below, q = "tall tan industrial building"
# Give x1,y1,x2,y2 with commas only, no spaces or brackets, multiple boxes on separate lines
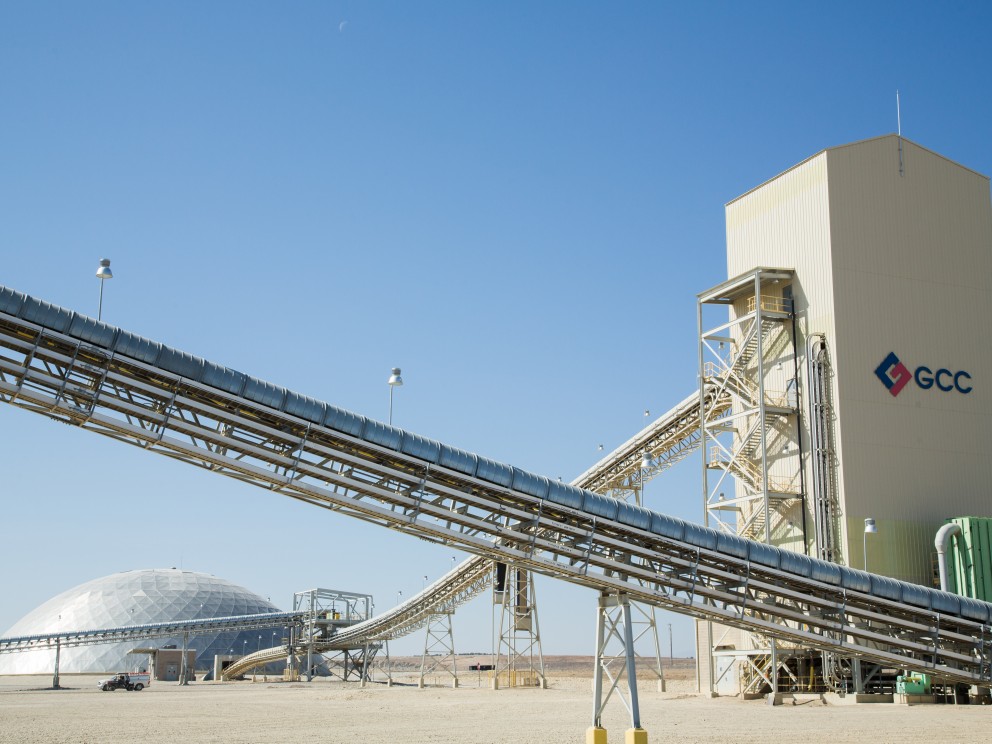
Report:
696,134,992,693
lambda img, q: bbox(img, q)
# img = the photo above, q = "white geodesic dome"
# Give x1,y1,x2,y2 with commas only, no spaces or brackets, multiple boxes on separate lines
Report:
0,568,286,674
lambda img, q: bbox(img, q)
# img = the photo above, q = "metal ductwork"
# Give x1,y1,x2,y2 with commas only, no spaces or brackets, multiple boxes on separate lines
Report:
935,522,962,593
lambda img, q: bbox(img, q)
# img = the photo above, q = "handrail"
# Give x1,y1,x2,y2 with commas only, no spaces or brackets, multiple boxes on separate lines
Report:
0,285,989,686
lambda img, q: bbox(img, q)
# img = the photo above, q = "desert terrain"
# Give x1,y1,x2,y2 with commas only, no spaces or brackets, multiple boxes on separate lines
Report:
0,657,988,743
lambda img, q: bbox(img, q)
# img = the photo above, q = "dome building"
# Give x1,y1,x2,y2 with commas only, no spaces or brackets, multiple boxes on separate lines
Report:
0,568,286,675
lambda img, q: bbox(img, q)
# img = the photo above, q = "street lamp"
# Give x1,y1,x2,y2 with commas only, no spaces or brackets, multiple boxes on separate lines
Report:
95,259,112,321
388,367,403,425
864,518,877,571
397,589,403,605
638,450,653,507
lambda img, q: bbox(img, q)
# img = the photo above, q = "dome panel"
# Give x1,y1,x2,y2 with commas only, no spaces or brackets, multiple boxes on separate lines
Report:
0,569,285,674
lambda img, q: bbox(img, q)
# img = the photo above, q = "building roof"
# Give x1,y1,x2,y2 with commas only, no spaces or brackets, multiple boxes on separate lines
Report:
726,134,990,208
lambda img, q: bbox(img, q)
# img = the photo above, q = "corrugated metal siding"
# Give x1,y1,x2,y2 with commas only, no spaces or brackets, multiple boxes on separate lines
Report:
826,136,992,586
725,154,838,558
948,517,992,600
724,135,992,586
846,515,939,585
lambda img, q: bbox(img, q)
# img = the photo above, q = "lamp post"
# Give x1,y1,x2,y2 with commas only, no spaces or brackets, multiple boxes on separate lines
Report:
388,367,403,425
639,449,653,507
864,518,877,571
95,259,113,321
668,623,673,662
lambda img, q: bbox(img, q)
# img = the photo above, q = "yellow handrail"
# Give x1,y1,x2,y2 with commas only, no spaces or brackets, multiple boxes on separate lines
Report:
746,295,791,314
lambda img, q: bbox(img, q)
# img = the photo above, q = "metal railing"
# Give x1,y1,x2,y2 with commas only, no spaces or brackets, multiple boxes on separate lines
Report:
0,292,989,686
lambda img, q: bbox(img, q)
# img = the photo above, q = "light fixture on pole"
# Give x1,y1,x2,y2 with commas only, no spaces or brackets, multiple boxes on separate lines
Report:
388,367,403,425
864,518,877,571
637,448,653,507
95,259,113,321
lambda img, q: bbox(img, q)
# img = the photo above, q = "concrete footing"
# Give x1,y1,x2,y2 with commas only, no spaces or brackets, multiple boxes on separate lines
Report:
823,692,894,705
584,726,649,743
586,726,607,744
625,728,648,744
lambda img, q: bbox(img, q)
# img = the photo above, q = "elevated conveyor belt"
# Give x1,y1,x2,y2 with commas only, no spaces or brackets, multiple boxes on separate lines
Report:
574,389,729,498
0,285,990,686
222,558,495,679
0,612,302,654
225,388,732,678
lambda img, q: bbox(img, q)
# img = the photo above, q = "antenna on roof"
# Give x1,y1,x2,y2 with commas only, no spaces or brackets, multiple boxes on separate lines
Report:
896,90,902,136
896,90,904,177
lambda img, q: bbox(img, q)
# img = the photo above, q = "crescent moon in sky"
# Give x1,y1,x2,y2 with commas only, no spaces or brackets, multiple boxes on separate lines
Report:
339,21,348,32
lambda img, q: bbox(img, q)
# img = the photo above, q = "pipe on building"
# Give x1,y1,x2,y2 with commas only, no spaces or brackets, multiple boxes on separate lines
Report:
935,522,962,593
806,333,835,563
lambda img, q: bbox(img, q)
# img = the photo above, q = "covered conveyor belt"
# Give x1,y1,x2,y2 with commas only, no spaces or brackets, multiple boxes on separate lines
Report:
0,612,301,654
574,389,728,497
1,285,990,686
225,387,729,679
221,558,495,679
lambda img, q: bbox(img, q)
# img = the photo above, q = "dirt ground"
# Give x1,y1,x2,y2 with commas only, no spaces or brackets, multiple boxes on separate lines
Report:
0,658,988,744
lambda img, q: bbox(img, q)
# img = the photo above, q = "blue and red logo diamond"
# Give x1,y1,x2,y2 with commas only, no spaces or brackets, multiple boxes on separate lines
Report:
874,352,912,397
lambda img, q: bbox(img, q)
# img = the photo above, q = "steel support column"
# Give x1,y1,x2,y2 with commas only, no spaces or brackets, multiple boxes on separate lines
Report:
591,593,641,729
180,630,190,685
419,610,459,688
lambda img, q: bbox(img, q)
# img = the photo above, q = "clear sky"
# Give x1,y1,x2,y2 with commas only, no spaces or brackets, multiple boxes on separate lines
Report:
1,2,990,659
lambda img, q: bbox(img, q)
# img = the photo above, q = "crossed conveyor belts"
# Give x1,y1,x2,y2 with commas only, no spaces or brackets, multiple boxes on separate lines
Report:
0,284,989,686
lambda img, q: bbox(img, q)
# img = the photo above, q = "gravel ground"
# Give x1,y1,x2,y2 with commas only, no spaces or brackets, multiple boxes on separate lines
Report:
0,672,989,743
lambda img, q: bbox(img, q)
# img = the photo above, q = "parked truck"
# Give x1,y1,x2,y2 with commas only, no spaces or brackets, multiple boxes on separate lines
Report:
97,672,150,691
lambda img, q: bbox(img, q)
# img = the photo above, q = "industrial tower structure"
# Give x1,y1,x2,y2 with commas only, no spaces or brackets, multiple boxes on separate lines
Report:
696,134,992,694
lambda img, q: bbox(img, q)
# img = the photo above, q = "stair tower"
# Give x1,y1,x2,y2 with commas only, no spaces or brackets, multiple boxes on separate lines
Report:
697,267,806,695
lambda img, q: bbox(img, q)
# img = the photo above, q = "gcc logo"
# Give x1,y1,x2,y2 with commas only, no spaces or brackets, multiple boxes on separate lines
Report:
874,352,972,397
874,352,911,396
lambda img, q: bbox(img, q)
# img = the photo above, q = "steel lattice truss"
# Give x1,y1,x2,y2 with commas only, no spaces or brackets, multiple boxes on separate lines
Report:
0,313,990,686
0,613,301,654
573,389,730,499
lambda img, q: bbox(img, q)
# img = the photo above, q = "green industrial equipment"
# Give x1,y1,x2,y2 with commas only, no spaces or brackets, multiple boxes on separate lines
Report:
945,517,992,601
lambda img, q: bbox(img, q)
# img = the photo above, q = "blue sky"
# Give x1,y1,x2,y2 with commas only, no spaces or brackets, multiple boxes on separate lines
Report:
1,2,990,658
